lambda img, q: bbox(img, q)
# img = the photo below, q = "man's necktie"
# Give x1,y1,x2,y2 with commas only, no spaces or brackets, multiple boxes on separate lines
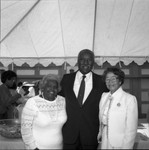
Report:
77,75,86,106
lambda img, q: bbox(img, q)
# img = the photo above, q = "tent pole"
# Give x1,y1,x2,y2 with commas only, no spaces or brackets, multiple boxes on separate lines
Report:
11,61,14,71
92,0,97,71
92,0,97,52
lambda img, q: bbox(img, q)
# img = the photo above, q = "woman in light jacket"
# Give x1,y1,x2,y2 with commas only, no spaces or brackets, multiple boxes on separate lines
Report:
97,67,138,149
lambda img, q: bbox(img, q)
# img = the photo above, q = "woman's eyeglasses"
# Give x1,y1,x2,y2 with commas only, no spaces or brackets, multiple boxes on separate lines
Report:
105,76,118,83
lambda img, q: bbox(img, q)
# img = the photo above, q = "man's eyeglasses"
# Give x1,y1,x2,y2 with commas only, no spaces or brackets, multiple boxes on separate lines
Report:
105,76,118,83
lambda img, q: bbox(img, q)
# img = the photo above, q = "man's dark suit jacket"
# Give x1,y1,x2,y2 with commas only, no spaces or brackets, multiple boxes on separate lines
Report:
59,71,108,146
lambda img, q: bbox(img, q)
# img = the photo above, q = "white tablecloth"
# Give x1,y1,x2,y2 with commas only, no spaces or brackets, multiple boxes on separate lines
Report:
134,123,149,149
0,135,25,150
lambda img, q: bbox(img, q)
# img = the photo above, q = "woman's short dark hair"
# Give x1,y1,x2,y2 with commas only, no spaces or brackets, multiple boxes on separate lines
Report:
1,70,17,83
102,67,125,85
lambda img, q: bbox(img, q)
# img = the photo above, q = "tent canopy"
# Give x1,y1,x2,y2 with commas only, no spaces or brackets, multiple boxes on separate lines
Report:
1,0,149,67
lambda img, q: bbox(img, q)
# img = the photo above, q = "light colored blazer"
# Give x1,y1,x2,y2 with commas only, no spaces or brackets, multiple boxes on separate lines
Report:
99,87,138,149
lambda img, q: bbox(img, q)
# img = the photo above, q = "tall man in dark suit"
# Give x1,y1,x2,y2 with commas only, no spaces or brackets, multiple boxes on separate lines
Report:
59,49,108,149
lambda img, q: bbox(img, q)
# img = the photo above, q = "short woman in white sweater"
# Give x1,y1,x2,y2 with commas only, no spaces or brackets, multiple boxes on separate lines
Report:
21,74,67,150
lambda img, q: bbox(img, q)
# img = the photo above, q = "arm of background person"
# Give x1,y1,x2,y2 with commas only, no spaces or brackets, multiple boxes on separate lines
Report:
0,86,22,108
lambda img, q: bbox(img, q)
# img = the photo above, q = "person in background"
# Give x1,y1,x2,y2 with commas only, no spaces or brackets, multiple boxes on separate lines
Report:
22,82,35,98
97,67,138,149
32,80,40,96
0,70,25,119
17,81,23,90
69,68,75,74
9,80,20,118
59,49,108,149
21,74,67,150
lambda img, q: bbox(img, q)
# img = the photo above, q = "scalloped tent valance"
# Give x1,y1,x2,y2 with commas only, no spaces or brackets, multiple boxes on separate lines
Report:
0,0,149,67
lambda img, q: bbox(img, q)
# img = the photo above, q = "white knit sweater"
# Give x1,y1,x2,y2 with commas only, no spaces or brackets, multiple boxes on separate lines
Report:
21,95,67,149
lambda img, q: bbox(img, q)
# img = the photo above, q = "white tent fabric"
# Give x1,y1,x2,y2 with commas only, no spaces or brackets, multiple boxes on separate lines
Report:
0,0,149,67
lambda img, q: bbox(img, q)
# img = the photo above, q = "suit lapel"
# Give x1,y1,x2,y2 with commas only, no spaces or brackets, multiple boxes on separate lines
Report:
67,72,79,105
